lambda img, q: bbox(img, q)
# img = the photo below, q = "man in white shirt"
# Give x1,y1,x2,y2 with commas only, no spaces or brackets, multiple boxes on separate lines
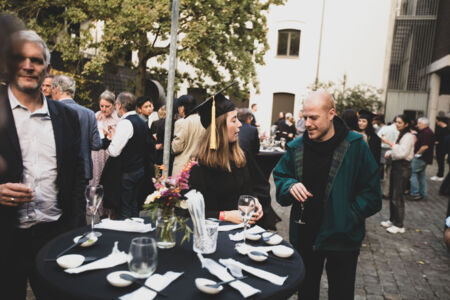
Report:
378,120,399,196
102,92,152,219
0,30,84,299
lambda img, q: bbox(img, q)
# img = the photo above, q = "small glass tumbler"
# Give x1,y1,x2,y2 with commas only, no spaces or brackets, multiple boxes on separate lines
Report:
193,220,219,254
128,237,158,279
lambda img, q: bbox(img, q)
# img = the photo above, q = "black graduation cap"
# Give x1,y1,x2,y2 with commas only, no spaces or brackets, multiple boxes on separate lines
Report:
358,109,376,122
187,82,237,149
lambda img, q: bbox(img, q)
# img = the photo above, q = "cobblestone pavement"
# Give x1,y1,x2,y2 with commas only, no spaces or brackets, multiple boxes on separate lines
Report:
272,162,450,300
27,164,450,300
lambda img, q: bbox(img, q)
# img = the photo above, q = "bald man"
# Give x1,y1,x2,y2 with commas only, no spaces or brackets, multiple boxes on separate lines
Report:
274,91,381,300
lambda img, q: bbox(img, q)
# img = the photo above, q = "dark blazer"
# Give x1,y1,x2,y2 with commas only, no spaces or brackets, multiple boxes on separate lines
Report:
238,123,260,157
0,86,85,260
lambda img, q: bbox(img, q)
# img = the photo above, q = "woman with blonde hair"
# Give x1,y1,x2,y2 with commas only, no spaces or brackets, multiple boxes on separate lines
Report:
188,94,264,224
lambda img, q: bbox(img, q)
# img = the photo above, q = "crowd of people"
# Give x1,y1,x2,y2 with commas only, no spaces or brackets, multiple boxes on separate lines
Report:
0,15,449,300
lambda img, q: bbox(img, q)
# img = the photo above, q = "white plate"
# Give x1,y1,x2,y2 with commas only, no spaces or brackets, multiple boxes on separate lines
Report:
272,245,294,258
246,233,261,241
73,235,98,247
262,233,283,245
107,271,134,287
56,254,85,269
195,278,223,294
248,251,268,262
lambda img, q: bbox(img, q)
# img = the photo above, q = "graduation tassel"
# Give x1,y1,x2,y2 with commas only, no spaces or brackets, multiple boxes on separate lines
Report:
210,96,217,150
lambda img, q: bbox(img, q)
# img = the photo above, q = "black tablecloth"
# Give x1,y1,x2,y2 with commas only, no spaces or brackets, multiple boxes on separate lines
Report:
255,151,284,180
35,223,304,300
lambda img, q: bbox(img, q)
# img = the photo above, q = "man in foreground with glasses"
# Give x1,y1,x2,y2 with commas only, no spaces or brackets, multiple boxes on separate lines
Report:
0,29,85,299
273,91,381,300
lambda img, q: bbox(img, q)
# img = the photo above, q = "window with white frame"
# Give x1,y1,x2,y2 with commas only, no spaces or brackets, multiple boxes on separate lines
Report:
277,29,300,57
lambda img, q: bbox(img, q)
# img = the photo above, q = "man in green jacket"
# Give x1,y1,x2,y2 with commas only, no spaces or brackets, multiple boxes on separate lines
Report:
274,91,381,300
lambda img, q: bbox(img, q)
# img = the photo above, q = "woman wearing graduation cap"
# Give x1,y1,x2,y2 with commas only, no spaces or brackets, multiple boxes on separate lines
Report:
188,93,264,224
358,109,381,166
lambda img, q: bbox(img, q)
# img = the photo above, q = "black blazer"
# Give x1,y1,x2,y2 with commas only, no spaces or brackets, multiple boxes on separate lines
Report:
238,123,260,157
0,86,85,257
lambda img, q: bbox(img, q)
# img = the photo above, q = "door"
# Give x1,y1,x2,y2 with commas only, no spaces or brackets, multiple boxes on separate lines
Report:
271,93,295,125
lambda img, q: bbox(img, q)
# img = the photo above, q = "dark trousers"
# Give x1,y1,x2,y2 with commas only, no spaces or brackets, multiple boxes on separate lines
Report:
389,160,411,227
436,149,446,177
298,247,360,300
440,164,450,195
119,167,145,219
2,220,63,300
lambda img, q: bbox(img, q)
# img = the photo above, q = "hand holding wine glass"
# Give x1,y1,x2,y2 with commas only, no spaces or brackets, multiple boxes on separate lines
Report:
289,182,312,224
238,195,257,245
85,185,104,238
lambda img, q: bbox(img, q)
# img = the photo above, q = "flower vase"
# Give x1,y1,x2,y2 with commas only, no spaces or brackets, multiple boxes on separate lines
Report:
155,208,177,249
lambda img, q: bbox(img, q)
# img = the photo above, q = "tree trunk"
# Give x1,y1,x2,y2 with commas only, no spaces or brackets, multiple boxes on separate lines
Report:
135,50,147,98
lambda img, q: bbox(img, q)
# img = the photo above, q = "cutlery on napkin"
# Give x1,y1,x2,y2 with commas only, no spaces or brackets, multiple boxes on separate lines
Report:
197,253,260,298
228,225,266,241
93,218,154,233
65,241,128,274
219,258,288,286
119,271,183,300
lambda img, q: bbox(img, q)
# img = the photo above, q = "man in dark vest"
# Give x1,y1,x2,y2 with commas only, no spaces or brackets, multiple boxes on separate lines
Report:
102,92,151,219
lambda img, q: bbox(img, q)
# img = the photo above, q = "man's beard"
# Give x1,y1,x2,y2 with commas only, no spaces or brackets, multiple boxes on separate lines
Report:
14,73,45,94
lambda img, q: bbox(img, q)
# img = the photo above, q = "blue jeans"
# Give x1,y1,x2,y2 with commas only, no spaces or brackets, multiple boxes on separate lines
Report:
410,158,427,197
119,167,145,219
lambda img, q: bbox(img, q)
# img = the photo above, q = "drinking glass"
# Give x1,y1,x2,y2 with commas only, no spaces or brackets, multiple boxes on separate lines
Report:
294,202,306,224
280,137,286,149
128,237,158,279
19,173,36,223
84,185,104,237
193,220,219,254
238,195,256,245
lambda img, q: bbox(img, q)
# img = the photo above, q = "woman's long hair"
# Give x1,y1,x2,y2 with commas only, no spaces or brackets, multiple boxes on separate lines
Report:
395,114,411,144
195,112,246,171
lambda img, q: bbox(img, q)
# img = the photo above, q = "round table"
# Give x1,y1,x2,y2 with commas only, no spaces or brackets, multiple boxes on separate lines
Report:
35,223,304,299
255,150,285,180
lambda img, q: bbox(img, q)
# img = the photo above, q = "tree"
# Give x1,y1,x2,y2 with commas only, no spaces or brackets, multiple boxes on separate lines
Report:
1,0,286,104
309,75,383,114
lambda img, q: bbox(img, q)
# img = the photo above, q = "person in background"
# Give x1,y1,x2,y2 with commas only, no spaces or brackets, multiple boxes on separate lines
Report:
378,118,399,197
250,103,260,127
0,29,85,299
41,74,53,100
237,108,260,157
90,90,119,217
136,96,158,128
296,110,306,137
409,117,434,201
381,114,414,234
277,112,296,142
431,116,449,181
150,105,166,166
101,92,152,219
171,94,204,176
358,110,381,166
52,75,102,186
439,135,450,196
372,114,385,134
188,93,264,224
274,111,285,140
274,91,381,300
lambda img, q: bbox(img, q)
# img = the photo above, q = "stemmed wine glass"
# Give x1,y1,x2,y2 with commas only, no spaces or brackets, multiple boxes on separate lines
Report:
84,185,104,237
20,173,36,223
294,201,306,224
238,195,257,245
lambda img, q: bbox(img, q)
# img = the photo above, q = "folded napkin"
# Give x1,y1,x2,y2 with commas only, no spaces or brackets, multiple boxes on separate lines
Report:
94,218,154,233
65,241,127,274
218,222,244,232
119,271,183,300
198,254,260,298
228,225,266,241
219,258,288,286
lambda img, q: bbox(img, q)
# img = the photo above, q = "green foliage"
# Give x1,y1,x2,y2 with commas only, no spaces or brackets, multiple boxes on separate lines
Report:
2,0,286,104
309,75,383,115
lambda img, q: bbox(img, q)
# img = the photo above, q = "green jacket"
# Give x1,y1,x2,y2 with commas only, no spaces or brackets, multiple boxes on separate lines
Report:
273,131,382,251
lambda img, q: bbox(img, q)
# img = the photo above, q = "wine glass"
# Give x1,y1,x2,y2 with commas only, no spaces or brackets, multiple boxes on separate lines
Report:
238,195,256,245
128,237,158,279
19,173,37,223
294,201,306,224
84,185,104,237
280,137,286,149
